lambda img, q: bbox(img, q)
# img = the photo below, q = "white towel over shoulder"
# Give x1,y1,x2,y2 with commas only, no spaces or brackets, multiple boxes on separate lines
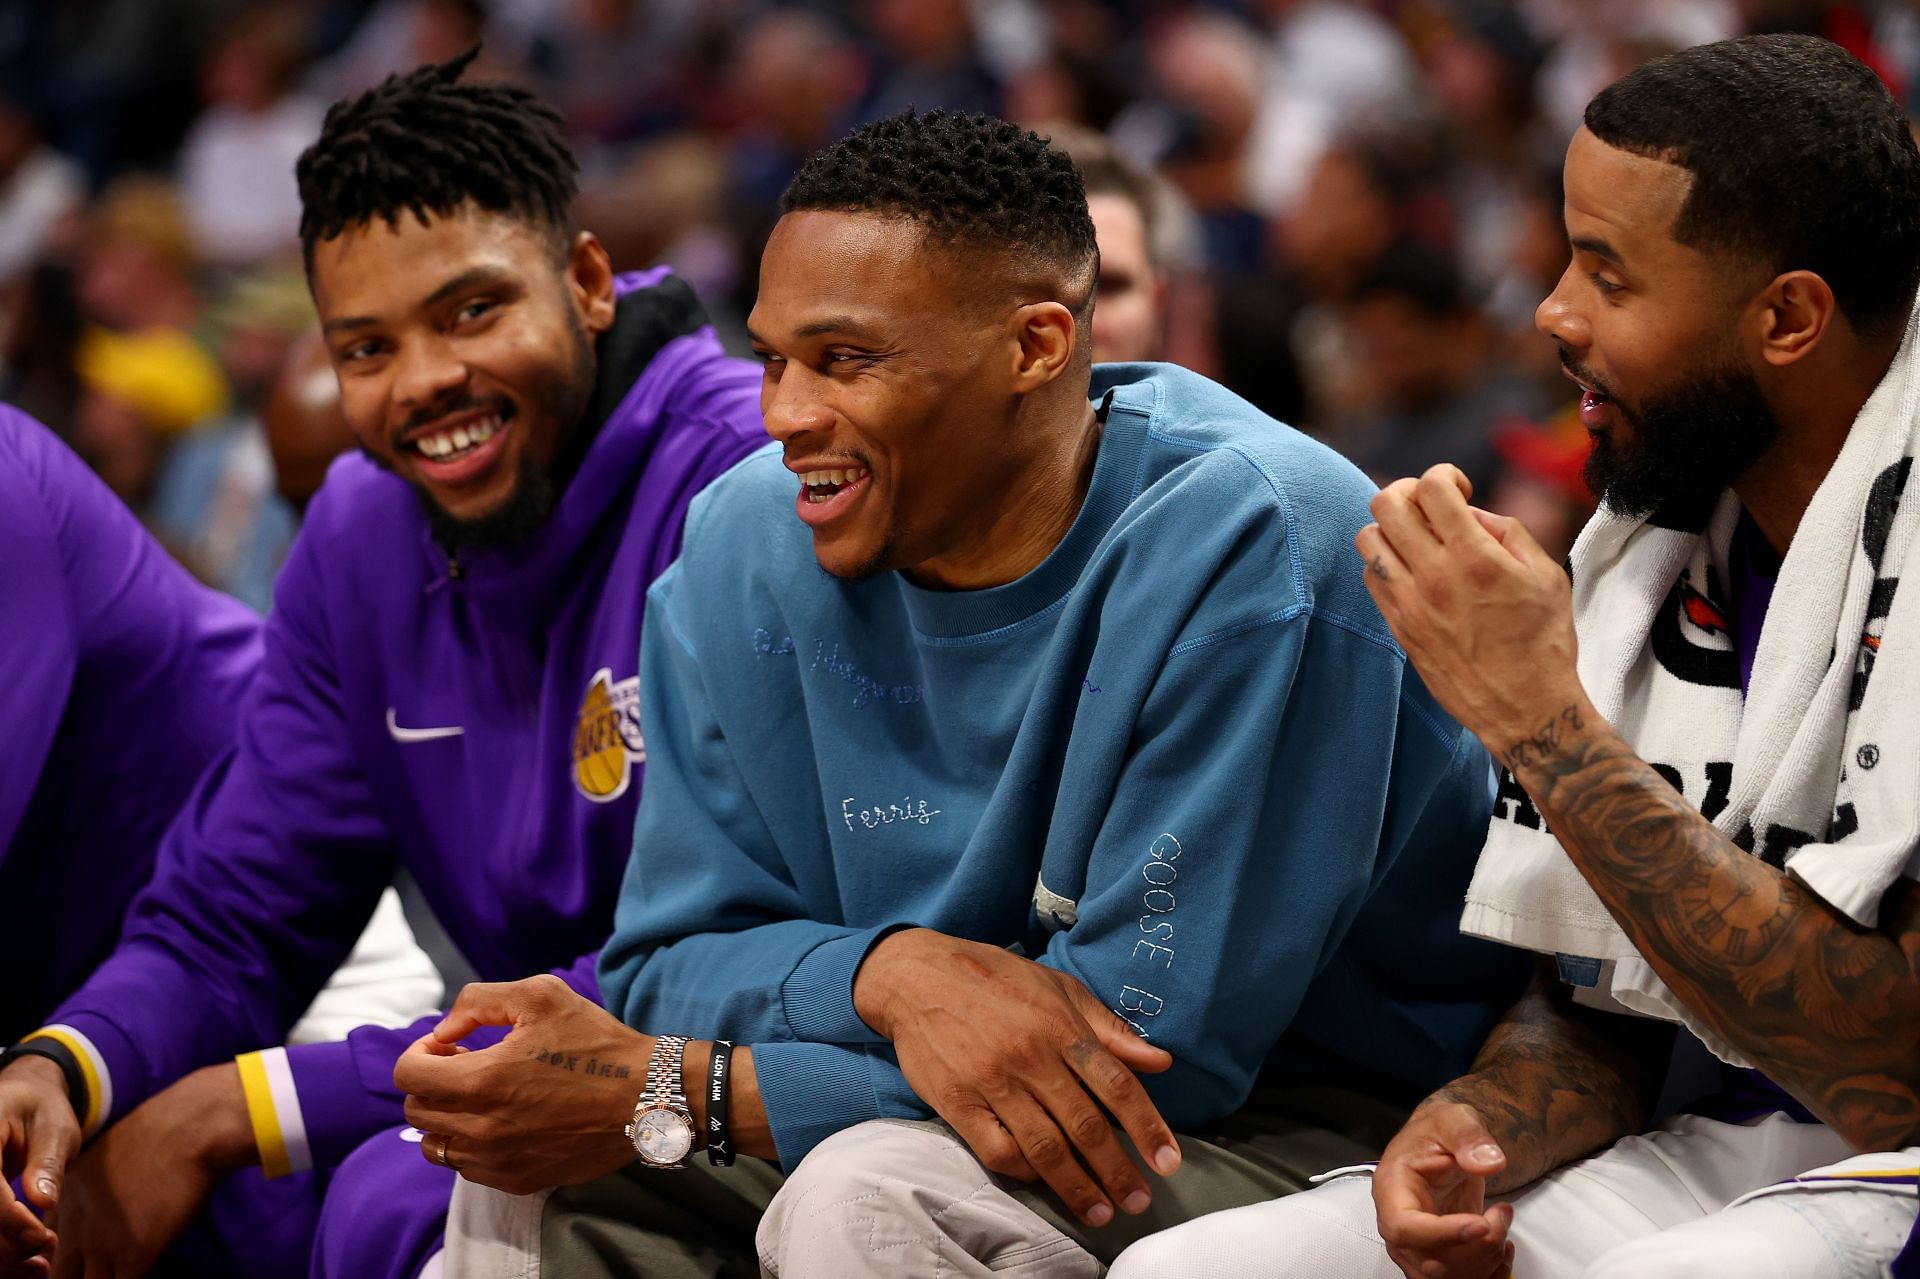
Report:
1458,299,1920,1065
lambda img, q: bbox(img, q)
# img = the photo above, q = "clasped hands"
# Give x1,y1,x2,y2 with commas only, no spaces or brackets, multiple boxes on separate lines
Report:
394,930,1185,1232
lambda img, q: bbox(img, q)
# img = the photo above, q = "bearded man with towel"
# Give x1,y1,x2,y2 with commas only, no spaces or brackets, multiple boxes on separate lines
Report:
1109,33,1920,1279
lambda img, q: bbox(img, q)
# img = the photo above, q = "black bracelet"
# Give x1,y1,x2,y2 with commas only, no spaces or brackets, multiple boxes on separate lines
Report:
2,1039,88,1125
705,1039,735,1167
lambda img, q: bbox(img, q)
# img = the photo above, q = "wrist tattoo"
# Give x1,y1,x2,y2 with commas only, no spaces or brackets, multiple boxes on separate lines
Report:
531,1046,632,1079
1501,703,1585,774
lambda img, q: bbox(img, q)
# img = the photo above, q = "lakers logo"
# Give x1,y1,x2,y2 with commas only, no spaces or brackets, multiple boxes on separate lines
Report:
572,668,645,802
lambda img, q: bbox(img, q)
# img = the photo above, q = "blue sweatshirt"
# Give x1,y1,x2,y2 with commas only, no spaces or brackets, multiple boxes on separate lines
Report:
600,364,1527,1166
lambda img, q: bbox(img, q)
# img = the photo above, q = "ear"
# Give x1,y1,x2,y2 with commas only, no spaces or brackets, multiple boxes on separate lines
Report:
1752,269,1835,369
566,231,618,337
1008,301,1077,393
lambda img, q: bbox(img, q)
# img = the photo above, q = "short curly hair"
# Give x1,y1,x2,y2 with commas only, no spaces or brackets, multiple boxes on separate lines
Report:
782,109,1097,295
1586,34,1920,341
296,47,578,271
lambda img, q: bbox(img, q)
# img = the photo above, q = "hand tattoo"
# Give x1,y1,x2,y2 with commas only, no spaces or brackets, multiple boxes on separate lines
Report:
531,1047,632,1079
1369,554,1388,581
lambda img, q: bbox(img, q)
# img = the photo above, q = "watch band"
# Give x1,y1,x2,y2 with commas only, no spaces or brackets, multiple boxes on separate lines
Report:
647,1035,690,1108
705,1040,735,1167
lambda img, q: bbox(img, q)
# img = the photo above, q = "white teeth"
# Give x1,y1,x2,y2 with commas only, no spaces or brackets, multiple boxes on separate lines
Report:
799,466,868,487
417,414,502,460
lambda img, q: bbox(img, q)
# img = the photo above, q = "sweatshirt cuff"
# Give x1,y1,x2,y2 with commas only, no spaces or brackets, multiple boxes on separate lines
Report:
27,1013,136,1138
779,924,907,1045
751,1041,929,1169
236,1048,311,1177
280,1035,410,1171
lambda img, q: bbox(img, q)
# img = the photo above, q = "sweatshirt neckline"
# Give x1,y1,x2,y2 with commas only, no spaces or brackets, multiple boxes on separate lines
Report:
895,393,1145,640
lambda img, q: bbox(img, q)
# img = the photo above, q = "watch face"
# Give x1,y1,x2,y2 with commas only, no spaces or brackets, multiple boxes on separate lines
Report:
632,1107,694,1165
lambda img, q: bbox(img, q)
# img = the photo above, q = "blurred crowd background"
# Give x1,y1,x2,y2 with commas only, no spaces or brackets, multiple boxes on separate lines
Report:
5,0,1917,607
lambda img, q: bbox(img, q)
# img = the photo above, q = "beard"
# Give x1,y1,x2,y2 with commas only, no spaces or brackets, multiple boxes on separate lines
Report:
413,306,598,554
1566,345,1780,520
419,453,559,553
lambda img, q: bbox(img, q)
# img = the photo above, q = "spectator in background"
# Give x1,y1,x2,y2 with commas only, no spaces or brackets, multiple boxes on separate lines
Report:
150,269,316,612
261,327,356,512
1134,10,1283,273
75,175,204,338
71,324,228,509
178,6,326,269
1053,126,1168,363
858,0,1002,123
1331,241,1549,496
0,92,82,294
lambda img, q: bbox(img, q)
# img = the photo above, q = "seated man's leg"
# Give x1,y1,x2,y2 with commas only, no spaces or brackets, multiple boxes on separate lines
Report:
446,1152,784,1278
311,1125,456,1279
757,1120,1099,1279
1106,1176,1396,1279
762,1086,1404,1279
1111,1112,1855,1279
1582,1185,1919,1279
161,1168,326,1278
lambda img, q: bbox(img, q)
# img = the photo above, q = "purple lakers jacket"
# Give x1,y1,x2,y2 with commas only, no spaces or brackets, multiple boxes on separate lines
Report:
30,270,766,1168
1,409,261,1047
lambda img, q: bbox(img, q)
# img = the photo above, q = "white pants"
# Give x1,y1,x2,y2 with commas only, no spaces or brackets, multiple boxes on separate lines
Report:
287,886,442,1044
758,1120,1099,1278
1109,1115,1920,1279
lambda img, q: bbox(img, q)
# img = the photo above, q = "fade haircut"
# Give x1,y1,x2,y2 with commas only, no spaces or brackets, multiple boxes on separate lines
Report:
1585,33,1920,341
296,47,579,272
781,109,1098,314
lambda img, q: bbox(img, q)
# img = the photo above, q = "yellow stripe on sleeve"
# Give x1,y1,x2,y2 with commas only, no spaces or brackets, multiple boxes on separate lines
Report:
235,1051,293,1179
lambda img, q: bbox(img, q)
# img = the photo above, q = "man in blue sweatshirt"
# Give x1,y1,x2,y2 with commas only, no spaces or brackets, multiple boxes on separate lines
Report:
0,53,765,1279
398,109,1527,1277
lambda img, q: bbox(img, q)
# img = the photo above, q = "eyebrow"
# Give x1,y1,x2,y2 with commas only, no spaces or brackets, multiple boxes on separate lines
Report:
746,317,885,347
1571,235,1626,267
321,266,511,336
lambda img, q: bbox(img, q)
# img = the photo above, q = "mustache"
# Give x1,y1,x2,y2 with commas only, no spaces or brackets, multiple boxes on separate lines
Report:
392,392,512,450
1558,347,1621,403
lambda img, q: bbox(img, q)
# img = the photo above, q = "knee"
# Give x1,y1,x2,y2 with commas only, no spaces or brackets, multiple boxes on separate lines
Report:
311,1127,453,1279
761,1120,976,1227
1109,1179,1390,1279
757,1121,998,1274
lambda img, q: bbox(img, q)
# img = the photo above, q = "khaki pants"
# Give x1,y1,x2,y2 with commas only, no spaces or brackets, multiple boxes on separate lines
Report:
454,1083,1407,1277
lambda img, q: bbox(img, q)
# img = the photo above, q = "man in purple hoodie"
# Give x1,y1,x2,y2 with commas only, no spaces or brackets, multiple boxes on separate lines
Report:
0,52,765,1279
0,408,262,1273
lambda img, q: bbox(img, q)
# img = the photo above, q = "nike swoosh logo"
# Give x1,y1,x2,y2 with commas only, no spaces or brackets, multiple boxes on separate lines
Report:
386,708,466,743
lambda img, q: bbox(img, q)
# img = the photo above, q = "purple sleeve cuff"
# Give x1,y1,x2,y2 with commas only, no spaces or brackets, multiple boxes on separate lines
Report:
282,1022,428,1171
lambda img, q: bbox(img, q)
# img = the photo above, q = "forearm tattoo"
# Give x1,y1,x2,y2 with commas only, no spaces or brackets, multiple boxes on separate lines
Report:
1505,708,1920,1151
1432,965,1668,1194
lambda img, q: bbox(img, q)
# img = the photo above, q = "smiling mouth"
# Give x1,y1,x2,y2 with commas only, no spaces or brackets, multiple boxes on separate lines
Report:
798,465,869,504
405,403,515,464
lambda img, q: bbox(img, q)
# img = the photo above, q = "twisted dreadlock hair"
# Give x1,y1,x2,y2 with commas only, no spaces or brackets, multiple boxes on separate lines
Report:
296,47,578,272
782,109,1097,313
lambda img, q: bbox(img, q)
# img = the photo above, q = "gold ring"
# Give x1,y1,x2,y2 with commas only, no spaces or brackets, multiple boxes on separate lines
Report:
426,1132,451,1168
